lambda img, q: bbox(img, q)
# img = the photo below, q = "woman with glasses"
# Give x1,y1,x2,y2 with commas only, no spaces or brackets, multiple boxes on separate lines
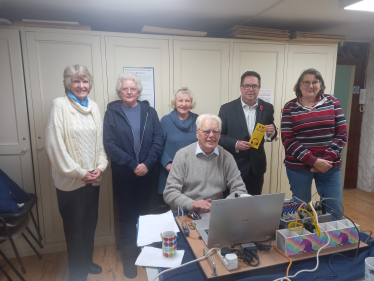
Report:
103,72,163,278
281,68,347,216
158,87,198,196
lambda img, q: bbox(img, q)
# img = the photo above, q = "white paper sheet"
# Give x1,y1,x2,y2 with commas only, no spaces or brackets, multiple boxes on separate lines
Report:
136,247,185,268
137,210,179,246
258,89,274,105
123,67,155,108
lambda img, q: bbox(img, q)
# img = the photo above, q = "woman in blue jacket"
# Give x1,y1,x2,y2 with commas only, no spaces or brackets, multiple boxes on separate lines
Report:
103,72,163,279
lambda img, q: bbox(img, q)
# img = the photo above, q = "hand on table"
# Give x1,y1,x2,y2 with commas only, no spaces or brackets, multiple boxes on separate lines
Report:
190,199,212,213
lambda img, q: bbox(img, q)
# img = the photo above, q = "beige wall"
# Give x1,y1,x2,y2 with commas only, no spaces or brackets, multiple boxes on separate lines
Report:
358,41,374,193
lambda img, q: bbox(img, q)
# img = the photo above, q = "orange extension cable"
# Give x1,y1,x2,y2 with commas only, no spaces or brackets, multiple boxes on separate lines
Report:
275,202,304,278
274,246,292,279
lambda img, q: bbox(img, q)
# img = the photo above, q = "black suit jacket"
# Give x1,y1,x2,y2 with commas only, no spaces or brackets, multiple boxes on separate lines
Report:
218,97,277,178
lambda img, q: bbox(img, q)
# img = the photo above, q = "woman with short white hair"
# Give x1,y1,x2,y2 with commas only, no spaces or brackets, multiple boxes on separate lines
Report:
103,72,163,278
158,87,198,195
45,65,108,281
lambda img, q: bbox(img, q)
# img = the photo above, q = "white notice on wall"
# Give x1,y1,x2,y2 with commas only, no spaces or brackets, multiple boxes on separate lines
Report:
123,67,155,108
258,89,274,105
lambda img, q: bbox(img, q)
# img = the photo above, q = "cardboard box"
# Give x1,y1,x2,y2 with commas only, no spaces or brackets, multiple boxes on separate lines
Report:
276,219,360,256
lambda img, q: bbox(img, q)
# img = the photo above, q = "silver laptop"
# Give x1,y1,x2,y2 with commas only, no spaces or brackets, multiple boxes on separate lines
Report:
193,193,285,248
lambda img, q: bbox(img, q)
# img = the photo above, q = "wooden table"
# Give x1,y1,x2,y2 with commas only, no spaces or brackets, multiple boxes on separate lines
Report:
176,216,369,279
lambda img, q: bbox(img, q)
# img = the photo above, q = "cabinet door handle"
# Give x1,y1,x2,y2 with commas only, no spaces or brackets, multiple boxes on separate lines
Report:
21,148,28,154
37,146,43,151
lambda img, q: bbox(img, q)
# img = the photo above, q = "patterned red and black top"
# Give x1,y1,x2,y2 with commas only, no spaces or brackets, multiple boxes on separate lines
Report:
281,94,348,170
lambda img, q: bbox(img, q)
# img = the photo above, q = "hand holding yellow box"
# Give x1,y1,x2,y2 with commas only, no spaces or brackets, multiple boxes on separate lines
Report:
249,123,267,149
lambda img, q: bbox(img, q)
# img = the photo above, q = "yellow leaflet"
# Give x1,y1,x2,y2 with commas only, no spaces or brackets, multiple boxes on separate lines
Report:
249,123,266,149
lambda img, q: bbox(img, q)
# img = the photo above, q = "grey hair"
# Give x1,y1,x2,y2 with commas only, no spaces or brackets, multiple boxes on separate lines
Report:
196,114,222,130
63,65,93,94
170,87,196,109
115,72,143,98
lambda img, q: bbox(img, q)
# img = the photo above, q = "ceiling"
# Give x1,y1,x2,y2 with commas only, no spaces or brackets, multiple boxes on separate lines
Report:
1,0,374,42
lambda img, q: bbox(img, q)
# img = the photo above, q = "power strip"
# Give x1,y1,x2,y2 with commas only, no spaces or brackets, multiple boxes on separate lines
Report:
217,248,238,270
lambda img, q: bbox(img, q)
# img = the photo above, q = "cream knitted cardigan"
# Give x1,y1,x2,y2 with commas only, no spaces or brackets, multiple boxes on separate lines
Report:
45,96,108,191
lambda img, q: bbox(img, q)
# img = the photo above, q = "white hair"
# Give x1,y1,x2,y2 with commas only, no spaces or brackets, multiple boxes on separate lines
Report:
115,72,143,98
196,114,222,130
170,87,196,109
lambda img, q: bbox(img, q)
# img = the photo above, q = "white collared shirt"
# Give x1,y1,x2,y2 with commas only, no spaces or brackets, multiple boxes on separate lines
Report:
241,98,258,137
195,142,219,156
235,98,273,152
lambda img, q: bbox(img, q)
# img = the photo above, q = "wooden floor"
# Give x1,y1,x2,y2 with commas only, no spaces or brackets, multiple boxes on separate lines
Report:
342,188,374,233
1,189,373,281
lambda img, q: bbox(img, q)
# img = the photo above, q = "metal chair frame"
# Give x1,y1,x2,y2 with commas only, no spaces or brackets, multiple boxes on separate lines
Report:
0,193,43,277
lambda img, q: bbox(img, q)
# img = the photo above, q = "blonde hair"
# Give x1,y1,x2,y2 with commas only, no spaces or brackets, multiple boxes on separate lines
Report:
63,65,93,94
170,87,196,109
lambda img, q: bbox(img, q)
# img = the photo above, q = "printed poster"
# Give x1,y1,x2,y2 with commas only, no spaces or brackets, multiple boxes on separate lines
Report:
258,89,274,105
123,67,155,108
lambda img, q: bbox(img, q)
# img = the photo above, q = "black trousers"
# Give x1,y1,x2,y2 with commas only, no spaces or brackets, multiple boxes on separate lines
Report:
113,170,153,247
242,168,264,196
56,184,100,281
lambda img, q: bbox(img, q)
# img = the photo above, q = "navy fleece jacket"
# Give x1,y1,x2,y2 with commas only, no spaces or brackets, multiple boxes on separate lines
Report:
103,100,163,172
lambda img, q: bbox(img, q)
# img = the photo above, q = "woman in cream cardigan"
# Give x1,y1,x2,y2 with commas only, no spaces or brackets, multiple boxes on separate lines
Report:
45,65,108,281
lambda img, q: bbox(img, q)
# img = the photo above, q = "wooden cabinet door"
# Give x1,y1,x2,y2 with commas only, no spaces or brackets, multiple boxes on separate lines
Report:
24,31,111,243
0,28,40,253
284,44,337,102
231,42,286,195
280,44,337,200
0,29,35,194
173,39,230,116
105,35,170,117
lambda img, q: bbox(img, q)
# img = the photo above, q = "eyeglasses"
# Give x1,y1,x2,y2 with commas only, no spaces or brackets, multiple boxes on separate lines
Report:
122,88,138,93
242,84,260,90
200,129,221,136
302,80,320,87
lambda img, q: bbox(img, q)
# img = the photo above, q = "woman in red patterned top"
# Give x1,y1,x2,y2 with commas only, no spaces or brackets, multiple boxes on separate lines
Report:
281,68,347,216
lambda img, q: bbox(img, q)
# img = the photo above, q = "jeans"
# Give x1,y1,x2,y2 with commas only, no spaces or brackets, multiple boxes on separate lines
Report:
56,184,100,281
286,167,343,217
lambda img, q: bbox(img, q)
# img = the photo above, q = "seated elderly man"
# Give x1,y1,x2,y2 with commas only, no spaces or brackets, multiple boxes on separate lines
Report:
163,114,248,213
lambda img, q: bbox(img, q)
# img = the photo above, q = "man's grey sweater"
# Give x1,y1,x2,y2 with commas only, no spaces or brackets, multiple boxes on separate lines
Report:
163,142,247,210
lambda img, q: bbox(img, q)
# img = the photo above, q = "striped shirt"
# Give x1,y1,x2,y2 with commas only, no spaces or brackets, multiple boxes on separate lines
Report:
281,94,347,170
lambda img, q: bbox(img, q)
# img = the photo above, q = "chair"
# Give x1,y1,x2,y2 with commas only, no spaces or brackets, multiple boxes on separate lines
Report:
0,260,14,281
0,193,43,276
0,243,26,281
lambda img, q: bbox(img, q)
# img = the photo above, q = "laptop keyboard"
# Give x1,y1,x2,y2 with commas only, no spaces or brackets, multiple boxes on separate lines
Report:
204,229,209,235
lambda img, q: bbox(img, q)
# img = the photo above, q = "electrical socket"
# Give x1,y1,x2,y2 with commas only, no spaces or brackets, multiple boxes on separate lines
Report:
217,248,238,270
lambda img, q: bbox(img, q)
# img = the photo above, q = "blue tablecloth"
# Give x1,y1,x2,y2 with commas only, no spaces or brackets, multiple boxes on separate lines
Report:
154,224,373,281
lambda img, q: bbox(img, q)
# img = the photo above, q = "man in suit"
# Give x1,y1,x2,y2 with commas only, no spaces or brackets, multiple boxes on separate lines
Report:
218,71,277,195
